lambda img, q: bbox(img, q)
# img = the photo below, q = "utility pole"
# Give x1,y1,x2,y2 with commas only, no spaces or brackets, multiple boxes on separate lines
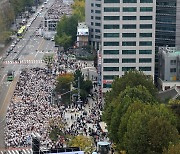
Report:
77,77,81,104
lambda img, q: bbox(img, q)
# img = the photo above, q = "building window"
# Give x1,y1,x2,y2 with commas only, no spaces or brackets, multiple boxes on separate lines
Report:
139,41,152,46
91,22,94,25
104,16,120,20
122,24,136,29
104,7,120,12
103,75,119,80
170,68,176,72
140,7,153,12
139,58,152,63
139,33,152,37
122,58,136,63
139,67,151,71
95,10,101,13
95,35,101,39
103,83,112,88
139,50,152,54
104,24,119,29
140,24,152,29
122,33,136,37
91,16,94,19
103,50,119,54
170,60,176,65
122,50,136,54
122,41,136,46
122,67,136,71
103,58,119,63
104,33,119,37
140,0,153,3
91,35,93,38
103,67,119,71
123,16,136,20
104,42,119,46
95,4,101,7
123,0,137,3
95,29,100,32
95,23,101,26
91,3,94,7
95,16,101,20
123,7,137,12
104,0,120,3
140,16,153,20
91,10,94,13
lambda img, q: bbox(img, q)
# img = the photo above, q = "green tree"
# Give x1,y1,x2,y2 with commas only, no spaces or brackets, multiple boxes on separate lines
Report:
55,14,79,49
82,80,93,94
73,69,84,88
56,73,74,104
43,54,54,69
68,135,95,153
55,33,72,51
119,102,179,154
48,117,67,142
105,70,157,107
163,143,180,154
72,0,85,21
103,86,157,143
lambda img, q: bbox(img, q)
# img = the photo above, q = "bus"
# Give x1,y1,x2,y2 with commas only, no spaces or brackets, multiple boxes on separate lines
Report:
17,26,26,38
7,70,14,81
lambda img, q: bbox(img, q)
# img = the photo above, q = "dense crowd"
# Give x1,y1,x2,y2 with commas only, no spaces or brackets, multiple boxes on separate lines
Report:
5,49,106,149
45,0,72,19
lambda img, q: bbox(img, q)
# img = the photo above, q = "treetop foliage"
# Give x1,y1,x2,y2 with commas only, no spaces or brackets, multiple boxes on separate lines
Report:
102,71,179,153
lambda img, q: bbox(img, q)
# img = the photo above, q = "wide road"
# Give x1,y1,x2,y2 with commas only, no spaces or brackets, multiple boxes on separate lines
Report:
0,0,56,148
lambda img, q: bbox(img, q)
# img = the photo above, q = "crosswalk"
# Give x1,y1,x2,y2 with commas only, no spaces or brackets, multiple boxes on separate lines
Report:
3,60,43,65
0,148,32,154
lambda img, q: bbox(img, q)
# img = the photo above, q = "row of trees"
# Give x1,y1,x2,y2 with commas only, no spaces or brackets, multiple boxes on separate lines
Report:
0,0,36,44
103,70,180,154
55,0,85,50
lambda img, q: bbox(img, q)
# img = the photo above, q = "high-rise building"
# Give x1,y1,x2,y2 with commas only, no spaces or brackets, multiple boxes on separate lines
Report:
102,0,155,92
86,0,156,92
85,0,102,50
155,0,180,81
156,0,180,48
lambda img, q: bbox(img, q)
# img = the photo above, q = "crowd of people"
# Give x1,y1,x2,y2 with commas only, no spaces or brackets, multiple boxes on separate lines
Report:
45,0,72,20
4,48,106,149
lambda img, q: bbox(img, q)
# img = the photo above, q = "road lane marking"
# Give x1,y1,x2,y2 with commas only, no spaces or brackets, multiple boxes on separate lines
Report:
0,74,6,85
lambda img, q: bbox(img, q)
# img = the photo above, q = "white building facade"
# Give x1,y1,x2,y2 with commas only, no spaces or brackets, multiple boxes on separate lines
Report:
101,0,156,92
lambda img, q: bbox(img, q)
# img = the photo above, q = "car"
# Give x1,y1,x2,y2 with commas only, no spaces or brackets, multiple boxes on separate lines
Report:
16,38,20,42
13,50,17,53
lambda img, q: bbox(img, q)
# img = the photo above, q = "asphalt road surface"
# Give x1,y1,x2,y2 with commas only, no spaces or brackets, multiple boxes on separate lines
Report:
0,0,56,148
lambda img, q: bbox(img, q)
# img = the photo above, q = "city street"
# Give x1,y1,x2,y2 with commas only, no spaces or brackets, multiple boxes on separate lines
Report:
0,0,56,148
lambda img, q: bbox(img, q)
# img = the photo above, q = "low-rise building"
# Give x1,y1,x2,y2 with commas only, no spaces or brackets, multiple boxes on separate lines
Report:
158,47,180,91
76,22,89,47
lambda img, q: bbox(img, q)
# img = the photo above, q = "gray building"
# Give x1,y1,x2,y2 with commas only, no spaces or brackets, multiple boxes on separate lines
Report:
85,0,101,50
155,0,180,81
158,47,180,90
156,0,180,48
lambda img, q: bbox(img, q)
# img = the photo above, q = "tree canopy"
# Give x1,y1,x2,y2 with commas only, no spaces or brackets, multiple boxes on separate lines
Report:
68,135,95,153
119,102,179,154
55,0,85,49
102,70,179,153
